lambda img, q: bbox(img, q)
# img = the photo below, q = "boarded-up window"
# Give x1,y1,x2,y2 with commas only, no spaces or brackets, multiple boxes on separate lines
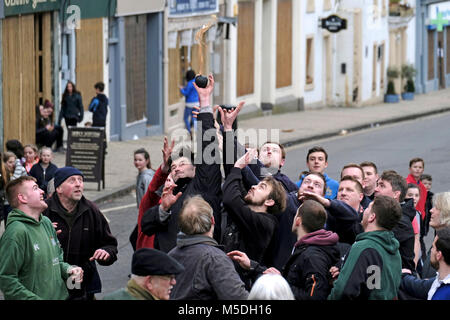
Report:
76,18,104,112
276,0,292,88
237,1,255,97
2,14,36,145
125,15,147,123
306,37,314,86
168,34,182,106
324,0,332,11
428,30,435,81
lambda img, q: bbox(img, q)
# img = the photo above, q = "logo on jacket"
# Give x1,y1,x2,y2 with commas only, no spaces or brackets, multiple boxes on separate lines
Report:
33,243,40,251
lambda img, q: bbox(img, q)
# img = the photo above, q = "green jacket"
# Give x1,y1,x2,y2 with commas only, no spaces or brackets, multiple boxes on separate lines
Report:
328,230,402,300
0,209,72,300
103,279,155,300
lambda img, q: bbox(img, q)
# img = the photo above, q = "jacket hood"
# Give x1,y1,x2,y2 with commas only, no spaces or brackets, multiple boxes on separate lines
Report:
97,93,108,103
401,198,416,222
176,233,220,249
5,208,42,228
356,230,399,255
139,169,154,177
295,229,339,247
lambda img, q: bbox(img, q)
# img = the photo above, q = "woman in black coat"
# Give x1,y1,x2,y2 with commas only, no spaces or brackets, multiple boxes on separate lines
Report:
58,81,84,127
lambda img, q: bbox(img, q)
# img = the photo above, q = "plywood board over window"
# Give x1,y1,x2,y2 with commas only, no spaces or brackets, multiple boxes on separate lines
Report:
237,0,255,97
124,15,147,124
276,0,292,89
76,18,104,112
2,14,36,145
307,0,315,13
168,34,182,106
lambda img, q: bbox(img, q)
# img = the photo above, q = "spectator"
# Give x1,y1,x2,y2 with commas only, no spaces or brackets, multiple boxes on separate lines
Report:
103,248,185,300
36,100,64,152
141,74,223,253
23,144,39,174
340,163,371,211
58,80,83,128
296,146,339,199
248,274,295,300
5,139,25,165
134,148,155,208
420,174,434,254
88,81,108,128
406,158,428,223
43,167,118,300
360,161,379,200
168,195,249,300
0,176,83,300
405,183,423,269
221,148,287,267
400,227,450,300
328,195,403,300
421,192,450,278
29,147,58,198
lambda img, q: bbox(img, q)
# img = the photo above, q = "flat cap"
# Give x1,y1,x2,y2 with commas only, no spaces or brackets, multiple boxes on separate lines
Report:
132,248,185,276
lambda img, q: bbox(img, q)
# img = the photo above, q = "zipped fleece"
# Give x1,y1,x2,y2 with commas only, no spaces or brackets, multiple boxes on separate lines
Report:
0,209,71,300
328,230,402,300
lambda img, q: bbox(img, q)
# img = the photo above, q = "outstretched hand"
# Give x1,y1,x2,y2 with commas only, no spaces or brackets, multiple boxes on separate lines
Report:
227,250,251,270
217,101,245,131
193,74,214,107
234,148,258,170
161,136,175,173
160,184,182,212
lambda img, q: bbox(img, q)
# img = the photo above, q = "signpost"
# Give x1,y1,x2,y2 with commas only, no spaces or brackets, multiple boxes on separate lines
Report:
66,126,105,191
321,14,347,33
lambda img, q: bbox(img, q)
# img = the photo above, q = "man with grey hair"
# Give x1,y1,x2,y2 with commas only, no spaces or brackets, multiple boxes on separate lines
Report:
168,195,249,300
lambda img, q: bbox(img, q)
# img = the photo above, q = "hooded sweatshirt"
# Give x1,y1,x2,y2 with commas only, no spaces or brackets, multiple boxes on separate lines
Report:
283,229,340,300
0,209,72,300
328,230,402,300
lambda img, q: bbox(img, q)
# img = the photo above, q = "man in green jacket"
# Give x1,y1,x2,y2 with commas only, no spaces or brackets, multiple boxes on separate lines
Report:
328,195,403,300
0,176,83,300
103,248,184,300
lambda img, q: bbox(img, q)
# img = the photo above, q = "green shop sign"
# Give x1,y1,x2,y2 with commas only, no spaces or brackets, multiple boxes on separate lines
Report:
3,0,61,16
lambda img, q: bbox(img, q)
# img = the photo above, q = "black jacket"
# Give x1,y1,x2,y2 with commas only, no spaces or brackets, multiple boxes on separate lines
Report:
43,194,118,297
222,167,279,266
89,93,109,127
29,161,58,194
282,230,340,300
141,111,222,253
59,92,84,124
394,199,416,271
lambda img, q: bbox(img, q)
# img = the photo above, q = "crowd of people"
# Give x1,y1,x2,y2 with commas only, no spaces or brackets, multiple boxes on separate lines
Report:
0,74,448,301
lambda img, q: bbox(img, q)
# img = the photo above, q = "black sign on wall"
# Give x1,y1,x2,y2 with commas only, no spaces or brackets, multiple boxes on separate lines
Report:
321,14,347,33
66,127,106,191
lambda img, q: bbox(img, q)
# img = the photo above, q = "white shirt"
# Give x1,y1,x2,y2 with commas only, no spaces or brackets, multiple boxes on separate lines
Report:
427,272,450,300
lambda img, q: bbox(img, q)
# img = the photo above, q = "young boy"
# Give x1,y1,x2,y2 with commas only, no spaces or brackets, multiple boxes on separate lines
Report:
88,81,109,128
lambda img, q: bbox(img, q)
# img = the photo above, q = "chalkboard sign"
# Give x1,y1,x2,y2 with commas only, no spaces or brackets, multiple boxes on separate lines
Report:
66,126,105,191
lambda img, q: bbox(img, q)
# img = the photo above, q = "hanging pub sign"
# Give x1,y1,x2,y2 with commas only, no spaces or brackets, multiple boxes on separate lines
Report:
168,0,218,18
321,14,347,33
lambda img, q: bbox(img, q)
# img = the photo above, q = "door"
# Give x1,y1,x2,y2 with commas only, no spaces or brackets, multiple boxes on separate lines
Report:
438,31,446,89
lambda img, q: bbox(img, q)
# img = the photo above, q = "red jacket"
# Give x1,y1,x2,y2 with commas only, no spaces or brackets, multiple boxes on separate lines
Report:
406,174,427,221
136,166,168,250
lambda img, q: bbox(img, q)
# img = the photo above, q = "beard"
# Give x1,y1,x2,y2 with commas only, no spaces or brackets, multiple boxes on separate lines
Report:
244,194,266,207
430,256,439,271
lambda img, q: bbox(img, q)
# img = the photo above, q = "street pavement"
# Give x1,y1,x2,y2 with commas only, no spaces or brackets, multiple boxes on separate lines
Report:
51,87,450,205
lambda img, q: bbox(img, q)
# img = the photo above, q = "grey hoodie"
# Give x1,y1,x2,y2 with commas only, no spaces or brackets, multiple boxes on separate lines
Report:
136,169,155,207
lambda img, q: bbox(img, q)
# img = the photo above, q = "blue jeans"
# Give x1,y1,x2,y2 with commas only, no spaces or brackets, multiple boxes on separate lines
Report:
184,106,197,133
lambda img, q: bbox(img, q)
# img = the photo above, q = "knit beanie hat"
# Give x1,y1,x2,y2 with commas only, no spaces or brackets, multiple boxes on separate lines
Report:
54,166,84,189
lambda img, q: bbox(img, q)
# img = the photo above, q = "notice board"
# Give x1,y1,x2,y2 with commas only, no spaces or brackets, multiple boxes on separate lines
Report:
66,126,105,191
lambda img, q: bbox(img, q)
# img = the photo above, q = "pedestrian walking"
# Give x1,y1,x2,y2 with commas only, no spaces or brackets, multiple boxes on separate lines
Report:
0,176,83,300
43,166,118,300
59,80,84,128
179,69,199,137
88,81,108,128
